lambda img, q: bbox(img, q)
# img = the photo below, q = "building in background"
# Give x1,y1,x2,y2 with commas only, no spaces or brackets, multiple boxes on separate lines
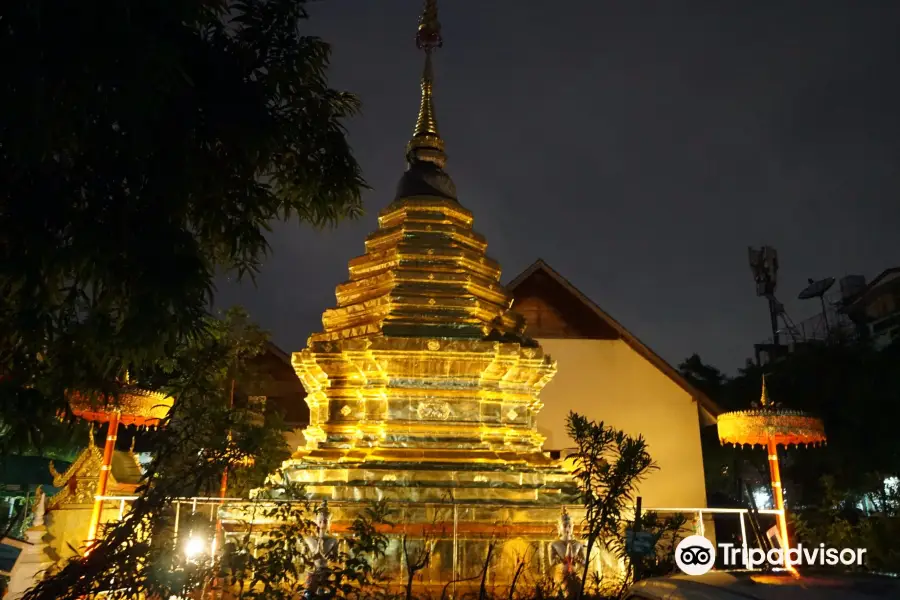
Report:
507,259,720,509
843,267,900,349
751,266,900,365
248,342,309,450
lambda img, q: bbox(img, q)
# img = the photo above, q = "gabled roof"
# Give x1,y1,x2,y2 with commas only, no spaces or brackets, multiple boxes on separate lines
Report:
264,341,292,366
255,341,310,426
48,445,142,508
507,259,722,419
49,445,104,488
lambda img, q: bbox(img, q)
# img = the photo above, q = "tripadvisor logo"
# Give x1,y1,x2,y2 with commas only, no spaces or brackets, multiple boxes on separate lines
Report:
675,536,716,575
674,535,867,575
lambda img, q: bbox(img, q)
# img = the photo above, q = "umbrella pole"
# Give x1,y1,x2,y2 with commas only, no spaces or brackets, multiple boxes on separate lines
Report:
766,438,790,567
86,411,120,550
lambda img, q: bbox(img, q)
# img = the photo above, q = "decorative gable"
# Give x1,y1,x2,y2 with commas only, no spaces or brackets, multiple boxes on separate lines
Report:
48,446,104,508
509,268,619,339
48,444,142,509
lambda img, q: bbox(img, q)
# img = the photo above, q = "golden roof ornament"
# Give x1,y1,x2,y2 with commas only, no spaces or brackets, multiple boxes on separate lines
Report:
718,375,825,448
406,0,446,169
393,0,457,200
759,374,771,408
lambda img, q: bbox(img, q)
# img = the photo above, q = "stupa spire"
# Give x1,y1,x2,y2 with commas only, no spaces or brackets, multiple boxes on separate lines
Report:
760,374,771,407
406,0,446,169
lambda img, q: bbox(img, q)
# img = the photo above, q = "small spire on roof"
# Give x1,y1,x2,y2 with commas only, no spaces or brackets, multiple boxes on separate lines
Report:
406,0,446,169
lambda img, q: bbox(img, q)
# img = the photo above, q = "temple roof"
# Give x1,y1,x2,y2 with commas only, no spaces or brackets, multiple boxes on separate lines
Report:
507,259,722,420
49,446,142,489
48,441,143,508
247,342,308,426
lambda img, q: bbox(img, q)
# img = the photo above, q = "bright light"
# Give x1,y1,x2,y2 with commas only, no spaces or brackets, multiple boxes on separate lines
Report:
135,452,153,474
184,536,206,559
753,487,773,509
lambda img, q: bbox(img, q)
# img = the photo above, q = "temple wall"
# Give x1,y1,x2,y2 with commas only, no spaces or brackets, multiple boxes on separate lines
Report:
534,338,708,510
46,502,122,562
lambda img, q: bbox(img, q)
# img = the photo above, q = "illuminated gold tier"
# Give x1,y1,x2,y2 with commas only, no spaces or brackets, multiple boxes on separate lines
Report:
285,197,577,504
310,197,525,342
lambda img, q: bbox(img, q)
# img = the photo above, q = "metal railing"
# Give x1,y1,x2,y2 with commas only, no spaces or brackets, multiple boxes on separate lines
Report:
91,496,784,588
649,506,783,563
97,495,780,549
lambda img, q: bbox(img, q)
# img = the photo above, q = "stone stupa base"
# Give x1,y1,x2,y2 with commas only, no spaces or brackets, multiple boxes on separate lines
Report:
219,459,621,592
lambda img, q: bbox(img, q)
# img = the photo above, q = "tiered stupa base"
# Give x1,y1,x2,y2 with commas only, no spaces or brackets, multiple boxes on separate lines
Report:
224,455,587,590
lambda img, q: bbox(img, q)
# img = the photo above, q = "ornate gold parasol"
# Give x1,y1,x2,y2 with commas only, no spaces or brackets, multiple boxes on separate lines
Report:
68,386,171,427
67,379,174,547
717,376,826,565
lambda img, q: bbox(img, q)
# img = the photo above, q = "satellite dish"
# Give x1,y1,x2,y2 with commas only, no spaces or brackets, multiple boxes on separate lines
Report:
798,277,835,300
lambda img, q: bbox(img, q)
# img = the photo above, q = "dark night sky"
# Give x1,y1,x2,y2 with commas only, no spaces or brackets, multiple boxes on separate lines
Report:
216,0,900,374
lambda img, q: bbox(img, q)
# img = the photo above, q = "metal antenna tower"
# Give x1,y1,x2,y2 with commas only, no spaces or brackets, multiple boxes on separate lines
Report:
748,246,799,346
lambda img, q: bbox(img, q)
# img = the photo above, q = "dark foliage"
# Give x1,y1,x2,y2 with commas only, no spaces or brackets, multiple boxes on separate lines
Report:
222,486,392,600
0,0,365,454
566,412,657,598
22,308,291,599
682,340,900,572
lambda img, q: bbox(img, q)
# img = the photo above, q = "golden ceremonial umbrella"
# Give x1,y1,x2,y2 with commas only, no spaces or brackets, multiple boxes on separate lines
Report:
717,376,826,566
67,381,173,547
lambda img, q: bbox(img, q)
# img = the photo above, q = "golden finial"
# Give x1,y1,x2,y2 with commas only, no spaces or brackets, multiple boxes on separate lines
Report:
48,460,61,481
760,375,771,407
129,435,136,454
88,423,95,447
406,0,447,168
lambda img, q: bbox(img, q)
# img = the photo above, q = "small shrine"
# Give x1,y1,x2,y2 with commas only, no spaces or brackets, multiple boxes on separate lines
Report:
66,379,172,547
44,432,143,557
48,432,142,510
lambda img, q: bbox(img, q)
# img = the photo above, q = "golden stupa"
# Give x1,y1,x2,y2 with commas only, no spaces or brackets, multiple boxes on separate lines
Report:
228,0,585,588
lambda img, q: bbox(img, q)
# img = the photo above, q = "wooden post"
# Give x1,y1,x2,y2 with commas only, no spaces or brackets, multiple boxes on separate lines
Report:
766,438,790,567
86,412,119,549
